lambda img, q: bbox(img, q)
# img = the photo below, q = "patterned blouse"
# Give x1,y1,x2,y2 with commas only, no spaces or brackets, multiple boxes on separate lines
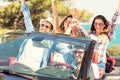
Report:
78,12,120,64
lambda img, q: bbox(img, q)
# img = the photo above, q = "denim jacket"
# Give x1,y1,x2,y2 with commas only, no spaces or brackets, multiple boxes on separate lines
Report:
21,3,35,32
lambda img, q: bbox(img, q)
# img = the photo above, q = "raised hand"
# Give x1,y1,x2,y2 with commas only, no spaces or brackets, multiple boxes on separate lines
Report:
116,1,120,13
21,0,25,5
51,0,56,3
72,8,79,20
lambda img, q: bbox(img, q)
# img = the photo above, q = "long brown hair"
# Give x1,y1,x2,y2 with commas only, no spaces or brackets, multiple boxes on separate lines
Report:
59,15,73,33
91,15,109,34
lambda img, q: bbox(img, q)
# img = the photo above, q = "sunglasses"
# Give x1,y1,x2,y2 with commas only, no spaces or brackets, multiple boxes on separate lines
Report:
94,23,105,27
73,50,84,54
40,24,49,29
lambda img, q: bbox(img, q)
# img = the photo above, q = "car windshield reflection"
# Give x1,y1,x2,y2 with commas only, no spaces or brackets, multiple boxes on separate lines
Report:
0,33,90,80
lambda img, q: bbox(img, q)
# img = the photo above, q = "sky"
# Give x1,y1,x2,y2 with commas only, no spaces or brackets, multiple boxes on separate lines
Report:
71,0,120,22
0,0,12,7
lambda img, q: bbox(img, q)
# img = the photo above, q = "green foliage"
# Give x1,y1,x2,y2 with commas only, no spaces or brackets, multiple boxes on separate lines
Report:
56,1,71,16
107,45,120,57
79,10,93,22
0,2,21,28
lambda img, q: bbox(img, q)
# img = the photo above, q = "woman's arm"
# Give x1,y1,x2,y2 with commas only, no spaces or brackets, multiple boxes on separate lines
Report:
71,19,89,37
66,9,89,37
21,0,35,32
108,2,120,41
21,0,25,5
51,0,59,33
72,9,89,37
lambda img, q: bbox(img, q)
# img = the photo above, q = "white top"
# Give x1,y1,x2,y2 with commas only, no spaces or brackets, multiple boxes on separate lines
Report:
17,39,44,71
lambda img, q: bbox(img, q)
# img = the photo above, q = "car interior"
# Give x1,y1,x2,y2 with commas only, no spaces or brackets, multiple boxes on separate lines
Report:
0,35,117,79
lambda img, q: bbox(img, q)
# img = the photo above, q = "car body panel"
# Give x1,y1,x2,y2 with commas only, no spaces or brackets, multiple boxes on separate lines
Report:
0,32,119,80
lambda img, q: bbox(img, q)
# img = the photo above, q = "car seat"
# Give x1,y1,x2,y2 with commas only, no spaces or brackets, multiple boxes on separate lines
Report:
105,57,115,73
0,57,16,66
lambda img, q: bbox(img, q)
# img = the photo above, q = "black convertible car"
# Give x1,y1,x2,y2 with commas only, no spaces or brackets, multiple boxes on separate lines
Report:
0,32,120,80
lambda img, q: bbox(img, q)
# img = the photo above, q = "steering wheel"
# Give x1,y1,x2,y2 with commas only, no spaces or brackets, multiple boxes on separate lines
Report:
53,62,70,68
50,62,79,79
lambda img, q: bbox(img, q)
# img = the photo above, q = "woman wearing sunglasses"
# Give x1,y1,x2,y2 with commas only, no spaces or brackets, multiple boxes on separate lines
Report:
70,2,120,79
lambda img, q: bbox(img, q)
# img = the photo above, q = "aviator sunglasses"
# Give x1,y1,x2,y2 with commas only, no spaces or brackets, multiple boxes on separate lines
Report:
94,23,105,27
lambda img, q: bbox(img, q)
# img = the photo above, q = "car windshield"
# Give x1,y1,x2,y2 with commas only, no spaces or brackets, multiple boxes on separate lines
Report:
0,32,94,80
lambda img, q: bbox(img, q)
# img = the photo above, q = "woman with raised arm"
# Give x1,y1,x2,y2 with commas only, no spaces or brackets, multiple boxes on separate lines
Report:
71,2,120,79
51,0,79,37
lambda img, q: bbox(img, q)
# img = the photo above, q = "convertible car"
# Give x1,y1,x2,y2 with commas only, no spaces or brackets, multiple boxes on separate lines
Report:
0,32,120,80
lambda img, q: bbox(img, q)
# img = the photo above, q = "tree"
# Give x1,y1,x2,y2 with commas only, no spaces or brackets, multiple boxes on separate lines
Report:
0,1,21,28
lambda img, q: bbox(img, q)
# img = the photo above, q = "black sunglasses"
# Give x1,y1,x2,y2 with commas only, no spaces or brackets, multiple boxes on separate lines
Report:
73,50,84,54
40,24,49,29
